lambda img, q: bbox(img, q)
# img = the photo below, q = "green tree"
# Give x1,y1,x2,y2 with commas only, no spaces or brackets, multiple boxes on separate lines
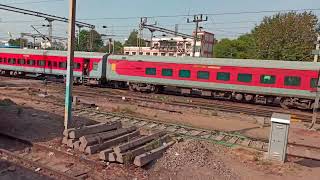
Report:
124,30,146,46
76,29,103,52
98,40,123,54
252,12,319,61
214,12,319,61
8,38,28,47
214,34,257,59
214,38,236,58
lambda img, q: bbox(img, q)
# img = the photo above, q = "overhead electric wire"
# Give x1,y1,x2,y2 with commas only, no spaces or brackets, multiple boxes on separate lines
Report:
79,8,320,21
5,0,64,5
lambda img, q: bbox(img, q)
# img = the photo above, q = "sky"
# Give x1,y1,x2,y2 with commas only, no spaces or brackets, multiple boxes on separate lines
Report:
0,0,319,43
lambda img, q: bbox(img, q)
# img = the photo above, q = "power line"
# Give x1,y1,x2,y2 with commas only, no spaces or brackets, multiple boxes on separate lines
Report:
0,4,95,28
79,8,320,21
6,0,65,5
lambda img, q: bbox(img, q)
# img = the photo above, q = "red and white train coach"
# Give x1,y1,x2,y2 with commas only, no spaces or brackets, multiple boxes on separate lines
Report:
0,48,107,84
107,55,320,109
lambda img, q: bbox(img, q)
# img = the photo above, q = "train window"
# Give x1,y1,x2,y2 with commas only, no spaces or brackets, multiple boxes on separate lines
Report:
146,68,156,75
310,78,318,88
217,72,230,81
153,53,158,56
93,62,98,71
59,62,67,69
238,73,252,83
74,62,81,69
28,60,35,66
162,69,173,76
146,52,151,56
179,70,191,78
48,61,52,66
1,58,7,63
284,76,301,86
139,52,143,55
197,71,210,79
260,75,276,84
37,60,46,67
8,58,16,64
18,59,26,65
53,62,57,67
161,53,166,56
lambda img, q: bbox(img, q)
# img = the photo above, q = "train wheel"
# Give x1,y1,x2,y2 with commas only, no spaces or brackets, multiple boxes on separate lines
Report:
280,98,291,109
129,84,136,92
244,94,254,102
310,102,320,110
234,93,243,101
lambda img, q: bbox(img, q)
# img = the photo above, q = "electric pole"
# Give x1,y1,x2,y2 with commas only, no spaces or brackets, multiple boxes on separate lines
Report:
187,14,208,57
311,34,320,129
138,17,147,53
314,34,320,62
77,25,83,47
64,0,76,130
45,18,54,43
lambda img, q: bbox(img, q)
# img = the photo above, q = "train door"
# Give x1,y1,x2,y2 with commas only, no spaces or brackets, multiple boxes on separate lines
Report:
83,58,90,77
47,60,53,75
82,58,90,84
41,52,48,75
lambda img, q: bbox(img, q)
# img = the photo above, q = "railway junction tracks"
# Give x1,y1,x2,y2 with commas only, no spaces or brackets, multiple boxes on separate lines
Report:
1,86,320,165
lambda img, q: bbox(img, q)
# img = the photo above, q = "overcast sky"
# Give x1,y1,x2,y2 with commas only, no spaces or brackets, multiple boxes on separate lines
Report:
0,0,319,42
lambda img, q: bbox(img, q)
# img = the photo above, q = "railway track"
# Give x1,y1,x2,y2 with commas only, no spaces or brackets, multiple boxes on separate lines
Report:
2,76,319,123
73,107,320,161
2,87,320,161
71,88,320,123
0,132,107,180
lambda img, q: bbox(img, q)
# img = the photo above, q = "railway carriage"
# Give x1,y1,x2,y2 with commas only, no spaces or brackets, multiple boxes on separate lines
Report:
0,48,107,84
1,48,319,110
107,55,320,109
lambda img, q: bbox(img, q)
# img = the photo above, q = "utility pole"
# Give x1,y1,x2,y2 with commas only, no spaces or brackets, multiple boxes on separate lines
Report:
89,28,94,51
112,40,115,54
174,24,179,37
138,17,147,53
314,34,320,62
187,14,208,57
45,18,54,43
77,25,83,47
311,34,320,129
108,38,112,53
64,0,76,130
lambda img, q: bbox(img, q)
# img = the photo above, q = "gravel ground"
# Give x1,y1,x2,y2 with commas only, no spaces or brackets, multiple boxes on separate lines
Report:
148,140,240,180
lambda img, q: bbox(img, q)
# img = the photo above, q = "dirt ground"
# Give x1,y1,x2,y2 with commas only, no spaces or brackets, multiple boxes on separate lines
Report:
1,77,320,180
148,139,320,180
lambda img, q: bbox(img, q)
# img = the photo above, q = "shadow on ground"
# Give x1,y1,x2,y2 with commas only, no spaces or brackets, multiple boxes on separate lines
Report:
295,159,320,168
0,160,52,180
0,99,97,152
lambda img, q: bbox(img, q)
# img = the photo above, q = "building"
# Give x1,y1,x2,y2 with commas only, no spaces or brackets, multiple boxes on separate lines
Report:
124,31,215,58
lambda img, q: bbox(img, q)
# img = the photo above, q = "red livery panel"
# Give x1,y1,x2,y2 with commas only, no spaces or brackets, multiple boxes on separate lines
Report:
109,59,318,91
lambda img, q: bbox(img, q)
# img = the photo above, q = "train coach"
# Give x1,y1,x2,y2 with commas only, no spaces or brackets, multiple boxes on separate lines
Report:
1,48,320,110
0,48,107,84
107,55,320,110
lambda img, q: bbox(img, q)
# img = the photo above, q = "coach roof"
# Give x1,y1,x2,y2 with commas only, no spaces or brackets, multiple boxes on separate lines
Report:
0,48,106,59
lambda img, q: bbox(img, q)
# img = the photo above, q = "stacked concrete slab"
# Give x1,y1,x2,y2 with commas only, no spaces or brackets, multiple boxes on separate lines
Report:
62,122,175,167
99,131,175,167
